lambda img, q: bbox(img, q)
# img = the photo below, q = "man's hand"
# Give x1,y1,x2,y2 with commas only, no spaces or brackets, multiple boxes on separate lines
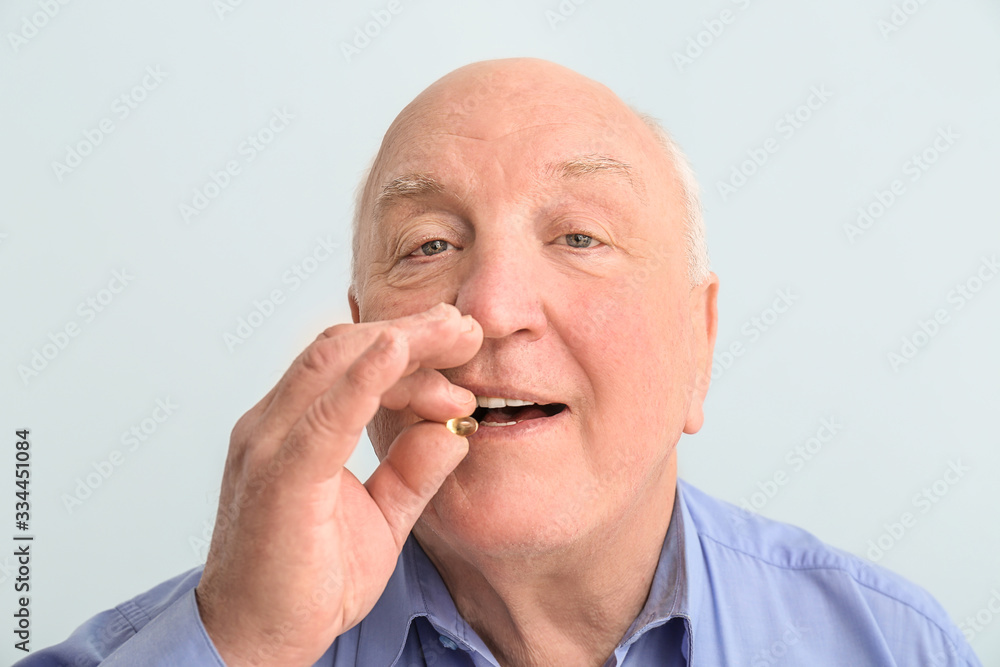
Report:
195,303,481,667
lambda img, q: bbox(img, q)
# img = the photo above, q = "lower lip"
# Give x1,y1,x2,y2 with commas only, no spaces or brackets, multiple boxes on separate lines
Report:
469,407,569,441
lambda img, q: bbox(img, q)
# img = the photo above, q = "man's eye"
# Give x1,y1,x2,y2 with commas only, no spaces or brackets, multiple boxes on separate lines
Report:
563,233,600,249
410,240,453,256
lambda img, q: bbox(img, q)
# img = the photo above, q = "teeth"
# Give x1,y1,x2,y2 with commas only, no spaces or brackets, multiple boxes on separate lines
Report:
475,396,536,408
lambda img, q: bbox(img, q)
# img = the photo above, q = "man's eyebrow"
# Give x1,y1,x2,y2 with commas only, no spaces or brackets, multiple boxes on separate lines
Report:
546,154,646,202
372,173,446,219
372,154,646,218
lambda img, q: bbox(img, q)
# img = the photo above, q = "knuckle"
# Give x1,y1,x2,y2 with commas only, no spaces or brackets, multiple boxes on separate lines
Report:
229,411,259,453
345,351,385,389
301,395,345,441
317,322,353,340
300,336,348,377
346,329,404,390
226,421,259,471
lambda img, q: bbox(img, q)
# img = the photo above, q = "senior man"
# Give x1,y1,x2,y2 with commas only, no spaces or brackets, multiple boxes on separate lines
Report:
22,58,978,666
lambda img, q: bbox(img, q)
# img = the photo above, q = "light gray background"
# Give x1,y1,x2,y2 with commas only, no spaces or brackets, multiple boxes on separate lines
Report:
2,0,998,663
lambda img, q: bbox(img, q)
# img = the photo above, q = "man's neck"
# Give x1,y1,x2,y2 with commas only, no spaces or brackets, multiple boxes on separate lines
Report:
413,472,677,667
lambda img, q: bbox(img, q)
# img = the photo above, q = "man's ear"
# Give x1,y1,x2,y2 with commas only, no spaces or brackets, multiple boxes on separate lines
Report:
683,272,719,435
348,286,360,324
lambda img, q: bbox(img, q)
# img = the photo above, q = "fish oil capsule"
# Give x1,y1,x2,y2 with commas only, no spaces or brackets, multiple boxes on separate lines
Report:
445,416,478,437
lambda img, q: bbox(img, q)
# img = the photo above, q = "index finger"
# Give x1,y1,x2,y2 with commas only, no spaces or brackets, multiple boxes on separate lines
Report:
258,303,481,437
353,303,482,372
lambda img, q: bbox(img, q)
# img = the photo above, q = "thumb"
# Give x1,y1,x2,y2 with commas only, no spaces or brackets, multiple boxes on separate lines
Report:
364,421,470,550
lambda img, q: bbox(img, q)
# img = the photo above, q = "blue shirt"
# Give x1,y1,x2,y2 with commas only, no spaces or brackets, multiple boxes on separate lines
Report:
17,480,980,666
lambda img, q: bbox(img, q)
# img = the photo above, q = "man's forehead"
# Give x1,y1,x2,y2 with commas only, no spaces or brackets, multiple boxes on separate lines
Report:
388,102,641,159
379,60,648,162
373,103,653,198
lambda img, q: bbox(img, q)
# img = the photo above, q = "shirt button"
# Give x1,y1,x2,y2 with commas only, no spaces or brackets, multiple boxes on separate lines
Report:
439,635,459,650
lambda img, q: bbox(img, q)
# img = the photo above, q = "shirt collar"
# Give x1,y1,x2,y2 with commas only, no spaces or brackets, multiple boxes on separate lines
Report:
619,485,690,646
356,530,501,665
357,481,704,666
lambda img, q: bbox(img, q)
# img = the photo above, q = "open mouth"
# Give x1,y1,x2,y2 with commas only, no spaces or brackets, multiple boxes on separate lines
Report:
472,397,567,427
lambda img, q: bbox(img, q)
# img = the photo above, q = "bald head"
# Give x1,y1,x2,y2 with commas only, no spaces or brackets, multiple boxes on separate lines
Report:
350,58,708,295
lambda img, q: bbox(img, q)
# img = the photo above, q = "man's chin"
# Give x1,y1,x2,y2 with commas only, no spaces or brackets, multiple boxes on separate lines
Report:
417,479,603,560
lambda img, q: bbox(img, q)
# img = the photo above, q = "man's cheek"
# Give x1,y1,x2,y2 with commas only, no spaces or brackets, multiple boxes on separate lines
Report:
565,291,633,351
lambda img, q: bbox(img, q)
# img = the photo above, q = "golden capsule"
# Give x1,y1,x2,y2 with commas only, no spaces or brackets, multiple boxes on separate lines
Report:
445,416,478,437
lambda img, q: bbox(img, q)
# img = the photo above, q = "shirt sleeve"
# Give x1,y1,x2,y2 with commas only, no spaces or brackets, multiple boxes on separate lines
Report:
13,568,227,666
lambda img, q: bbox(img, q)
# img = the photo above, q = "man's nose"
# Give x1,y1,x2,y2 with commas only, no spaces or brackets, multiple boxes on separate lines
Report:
453,245,548,341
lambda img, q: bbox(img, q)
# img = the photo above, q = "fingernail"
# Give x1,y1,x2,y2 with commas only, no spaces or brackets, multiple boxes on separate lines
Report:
450,383,475,404
461,314,475,333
